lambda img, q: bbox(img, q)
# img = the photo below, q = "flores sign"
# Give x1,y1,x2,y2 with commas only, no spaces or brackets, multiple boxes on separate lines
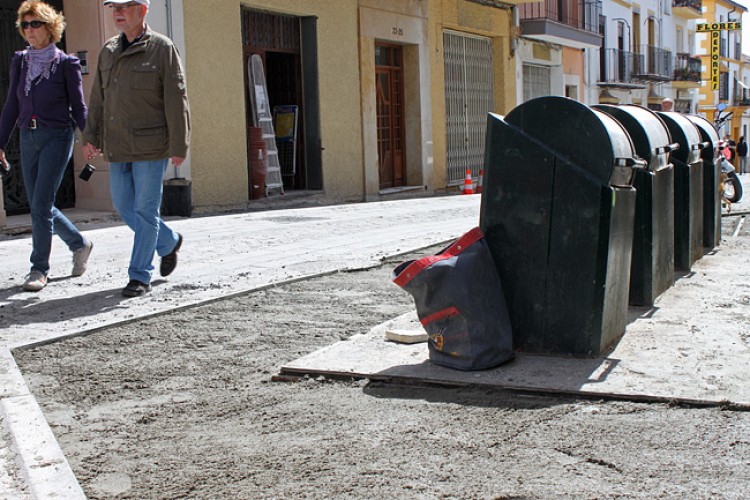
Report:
696,22,742,90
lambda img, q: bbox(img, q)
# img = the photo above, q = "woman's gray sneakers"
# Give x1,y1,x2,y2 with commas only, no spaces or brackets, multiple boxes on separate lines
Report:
71,240,93,277
22,271,47,291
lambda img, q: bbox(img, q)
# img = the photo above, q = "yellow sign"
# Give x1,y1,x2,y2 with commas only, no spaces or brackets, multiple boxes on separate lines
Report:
697,22,742,90
712,31,720,90
696,22,742,32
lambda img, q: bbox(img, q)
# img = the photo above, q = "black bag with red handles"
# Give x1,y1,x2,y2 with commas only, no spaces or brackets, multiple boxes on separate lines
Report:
392,227,514,371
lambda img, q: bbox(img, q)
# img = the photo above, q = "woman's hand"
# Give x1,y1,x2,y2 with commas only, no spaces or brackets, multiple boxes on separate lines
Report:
0,149,10,179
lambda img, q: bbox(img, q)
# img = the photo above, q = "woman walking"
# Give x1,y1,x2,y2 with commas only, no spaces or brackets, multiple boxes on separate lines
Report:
0,0,92,291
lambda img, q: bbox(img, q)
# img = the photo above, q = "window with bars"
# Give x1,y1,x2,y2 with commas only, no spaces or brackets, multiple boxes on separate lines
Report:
443,31,494,186
523,64,551,102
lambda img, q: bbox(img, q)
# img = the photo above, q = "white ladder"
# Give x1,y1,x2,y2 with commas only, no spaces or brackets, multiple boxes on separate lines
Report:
248,54,284,195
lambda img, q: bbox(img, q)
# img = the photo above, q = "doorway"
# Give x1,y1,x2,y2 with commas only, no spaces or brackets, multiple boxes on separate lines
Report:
241,9,322,195
375,43,405,190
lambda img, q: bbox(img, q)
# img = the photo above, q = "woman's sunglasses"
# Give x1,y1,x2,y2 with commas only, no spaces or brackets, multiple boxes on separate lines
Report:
20,20,46,30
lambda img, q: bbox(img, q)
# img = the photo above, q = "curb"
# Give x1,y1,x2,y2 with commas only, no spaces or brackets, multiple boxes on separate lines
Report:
0,349,85,499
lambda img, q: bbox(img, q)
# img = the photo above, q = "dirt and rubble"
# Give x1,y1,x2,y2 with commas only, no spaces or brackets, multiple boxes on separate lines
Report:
12,218,750,499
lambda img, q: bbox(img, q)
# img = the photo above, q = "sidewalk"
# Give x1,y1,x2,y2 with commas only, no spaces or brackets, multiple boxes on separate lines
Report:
0,194,481,498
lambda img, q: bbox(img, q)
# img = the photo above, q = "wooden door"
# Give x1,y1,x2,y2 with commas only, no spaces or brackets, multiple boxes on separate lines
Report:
375,44,405,189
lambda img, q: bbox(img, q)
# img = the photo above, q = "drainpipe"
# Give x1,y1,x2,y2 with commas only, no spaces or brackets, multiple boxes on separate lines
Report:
658,0,663,48
166,0,173,39
165,0,176,179
511,5,521,105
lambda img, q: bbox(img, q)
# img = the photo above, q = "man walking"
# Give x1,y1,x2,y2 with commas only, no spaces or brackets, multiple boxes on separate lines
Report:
83,0,190,297
737,136,747,174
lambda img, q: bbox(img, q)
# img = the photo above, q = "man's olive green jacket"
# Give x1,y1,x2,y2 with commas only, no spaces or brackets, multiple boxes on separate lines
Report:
83,26,190,162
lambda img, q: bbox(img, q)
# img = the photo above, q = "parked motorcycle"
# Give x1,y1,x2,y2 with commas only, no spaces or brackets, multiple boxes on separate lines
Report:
720,154,743,203
713,104,743,204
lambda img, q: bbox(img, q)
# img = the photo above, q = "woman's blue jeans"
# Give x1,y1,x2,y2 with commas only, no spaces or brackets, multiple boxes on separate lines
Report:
109,159,179,284
20,126,85,276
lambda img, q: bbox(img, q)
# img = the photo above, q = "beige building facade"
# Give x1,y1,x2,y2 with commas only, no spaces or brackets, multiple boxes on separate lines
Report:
1,0,520,223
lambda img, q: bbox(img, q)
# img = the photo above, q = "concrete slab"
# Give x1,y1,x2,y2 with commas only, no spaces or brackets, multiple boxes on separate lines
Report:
281,214,750,408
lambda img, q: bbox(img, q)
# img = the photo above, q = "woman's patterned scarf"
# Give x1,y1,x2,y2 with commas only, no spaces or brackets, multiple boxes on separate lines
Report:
23,43,60,96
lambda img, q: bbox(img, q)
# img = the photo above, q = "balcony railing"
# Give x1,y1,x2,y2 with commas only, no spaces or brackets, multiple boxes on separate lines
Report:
672,0,702,14
518,0,602,34
735,83,750,106
633,45,673,81
673,53,702,82
599,48,643,84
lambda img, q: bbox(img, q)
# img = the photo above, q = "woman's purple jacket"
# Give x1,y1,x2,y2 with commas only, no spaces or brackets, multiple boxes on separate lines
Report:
0,48,87,149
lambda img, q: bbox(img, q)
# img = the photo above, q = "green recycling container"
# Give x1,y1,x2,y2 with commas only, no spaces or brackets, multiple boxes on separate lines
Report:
685,114,721,251
594,104,677,306
480,96,644,356
656,112,707,271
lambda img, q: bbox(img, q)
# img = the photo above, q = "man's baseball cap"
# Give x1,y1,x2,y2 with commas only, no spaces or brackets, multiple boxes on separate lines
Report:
103,0,150,7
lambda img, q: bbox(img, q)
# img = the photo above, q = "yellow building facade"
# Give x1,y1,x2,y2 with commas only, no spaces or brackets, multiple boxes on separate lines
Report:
428,0,516,191
695,0,746,141
0,0,519,222
182,0,517,208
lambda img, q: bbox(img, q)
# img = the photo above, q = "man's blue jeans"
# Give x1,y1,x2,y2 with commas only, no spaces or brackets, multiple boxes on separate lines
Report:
20,126,86,275
109,159,179,284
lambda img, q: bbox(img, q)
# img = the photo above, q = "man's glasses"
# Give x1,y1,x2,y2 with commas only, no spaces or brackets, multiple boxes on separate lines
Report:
109,3,141,10
20,20,45,30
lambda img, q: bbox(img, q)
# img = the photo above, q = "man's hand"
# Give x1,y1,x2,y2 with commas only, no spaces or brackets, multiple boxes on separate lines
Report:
82,143,102,160
171,156,185,167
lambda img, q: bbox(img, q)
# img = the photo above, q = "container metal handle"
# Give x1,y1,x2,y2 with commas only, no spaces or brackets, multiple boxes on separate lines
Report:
654,142,680,155
692,141,711,151
615,157,648,170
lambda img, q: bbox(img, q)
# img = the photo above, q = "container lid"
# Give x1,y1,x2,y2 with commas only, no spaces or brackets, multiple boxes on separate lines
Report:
684,114,720,150
656,111,705,165
594,105,675,168
504,96,638,187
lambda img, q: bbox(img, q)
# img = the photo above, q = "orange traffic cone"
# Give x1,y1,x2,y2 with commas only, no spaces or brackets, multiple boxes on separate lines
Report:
463,169,474,195
477,168,484,194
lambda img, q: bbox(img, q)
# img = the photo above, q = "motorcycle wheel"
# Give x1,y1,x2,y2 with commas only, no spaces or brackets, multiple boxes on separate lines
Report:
725,173,743,203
